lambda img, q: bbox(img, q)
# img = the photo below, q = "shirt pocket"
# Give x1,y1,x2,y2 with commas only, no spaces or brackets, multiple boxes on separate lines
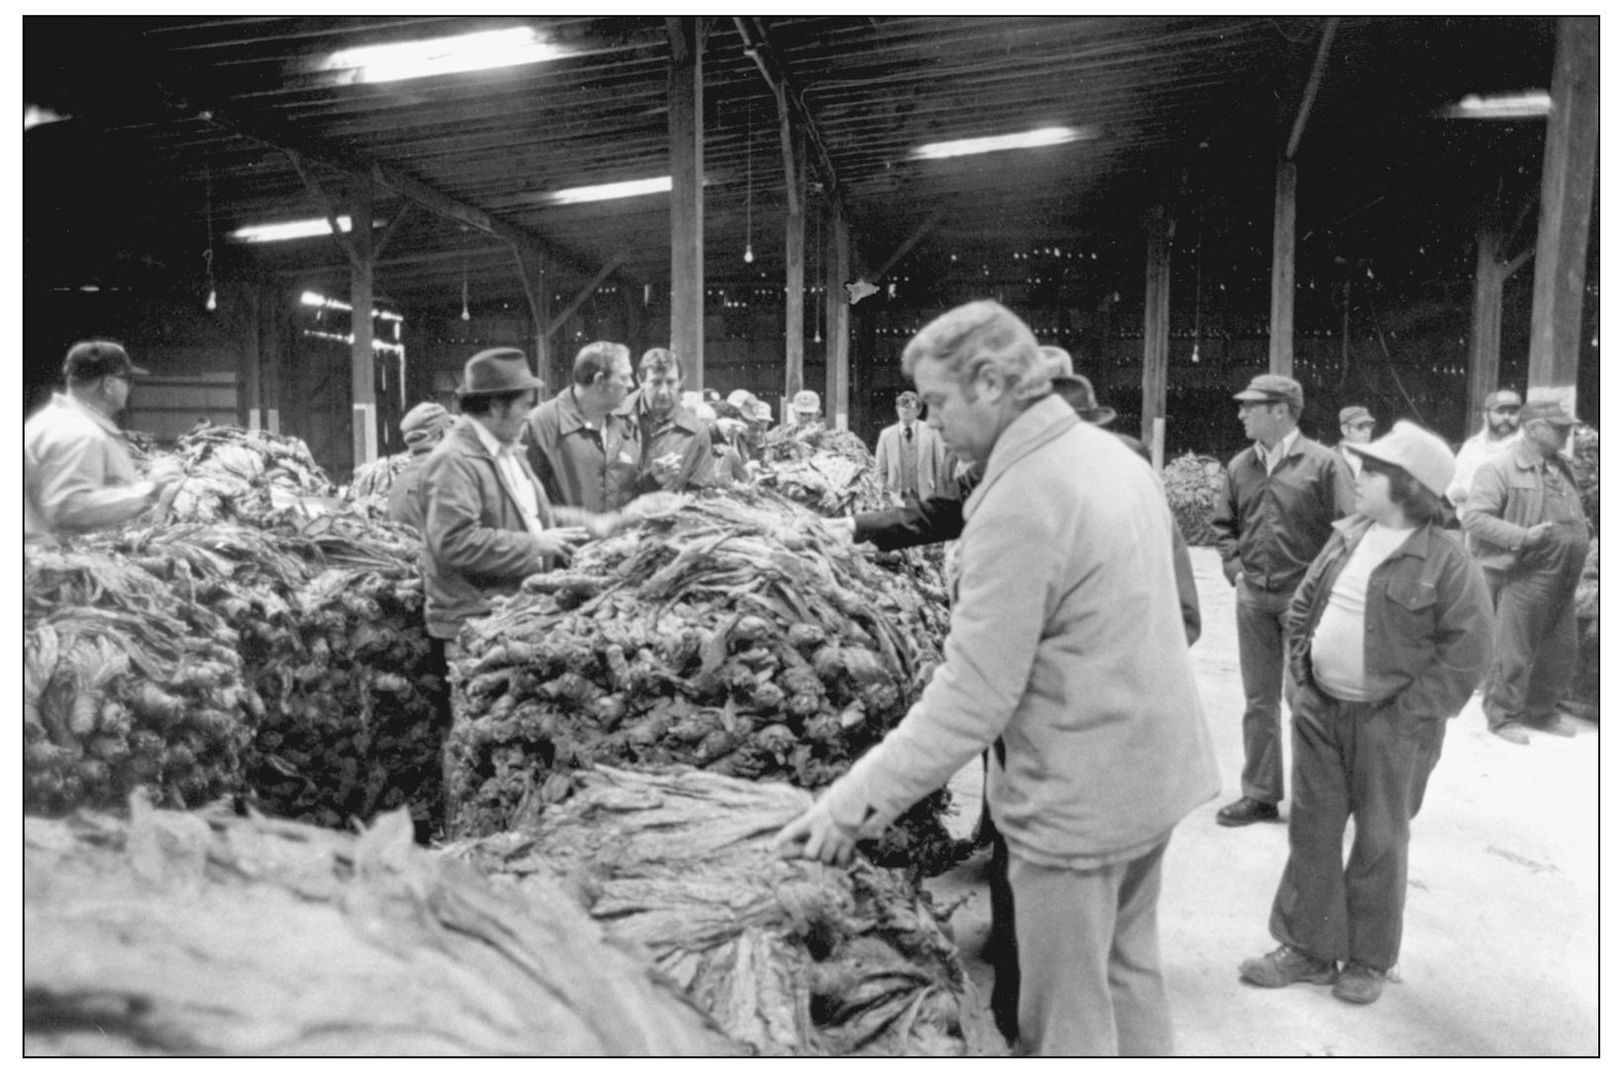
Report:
1382,579,1438,651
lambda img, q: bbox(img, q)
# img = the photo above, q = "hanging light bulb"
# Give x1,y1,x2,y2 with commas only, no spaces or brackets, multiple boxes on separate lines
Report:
460,256,471,321
206,287,218,311
202,165,218,312
742,99,755,264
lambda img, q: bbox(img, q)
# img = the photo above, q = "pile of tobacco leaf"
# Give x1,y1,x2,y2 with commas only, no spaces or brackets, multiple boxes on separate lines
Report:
446,766,1004,1056
1570,425,1598,535
1160,452,1227,547
445,486,966,873
757,422,889,516
1571,539,1598,718
26,426,444,833
343,451,414,520
25,798,739,1056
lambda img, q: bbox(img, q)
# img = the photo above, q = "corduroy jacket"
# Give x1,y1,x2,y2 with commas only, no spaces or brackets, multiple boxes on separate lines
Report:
1285,515,1493,722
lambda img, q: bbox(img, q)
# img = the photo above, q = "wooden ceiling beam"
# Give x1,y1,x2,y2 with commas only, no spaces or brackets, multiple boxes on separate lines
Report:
733,16,844,207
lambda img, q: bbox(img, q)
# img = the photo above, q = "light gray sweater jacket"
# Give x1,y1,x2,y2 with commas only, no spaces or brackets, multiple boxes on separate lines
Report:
823,395,1219,869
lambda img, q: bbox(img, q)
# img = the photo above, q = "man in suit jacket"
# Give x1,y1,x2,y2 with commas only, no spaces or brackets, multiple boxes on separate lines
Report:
874,390,951,504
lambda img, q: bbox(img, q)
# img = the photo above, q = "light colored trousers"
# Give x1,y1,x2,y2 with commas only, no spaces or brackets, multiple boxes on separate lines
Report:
1008,834,1174,1056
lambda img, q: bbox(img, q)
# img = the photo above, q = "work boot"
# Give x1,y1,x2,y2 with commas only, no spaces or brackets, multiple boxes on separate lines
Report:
1492,723,1531,746
1217,797,1280,827
1526,715,1576,738
1333,962,1386,1005
1239,944,1337,988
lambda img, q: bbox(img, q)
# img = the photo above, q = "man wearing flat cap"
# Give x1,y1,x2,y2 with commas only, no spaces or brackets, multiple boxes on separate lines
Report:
385,401,452,530
24,340,179,541
1446,388,1522,509
1211,373,1355,827
1460,399,1588,745
1334,406,1376,478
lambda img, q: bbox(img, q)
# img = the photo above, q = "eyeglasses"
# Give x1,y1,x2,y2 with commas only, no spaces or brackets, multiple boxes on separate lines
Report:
1491,405,1520,414
1352,421,1375,430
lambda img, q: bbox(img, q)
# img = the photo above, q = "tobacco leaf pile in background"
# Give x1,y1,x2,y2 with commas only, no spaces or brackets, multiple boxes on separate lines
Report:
446,766,1004,1056
758,421,890,516
445,487,965,874
1160,452,1227,547
25,798,740,1056
343,451,415,520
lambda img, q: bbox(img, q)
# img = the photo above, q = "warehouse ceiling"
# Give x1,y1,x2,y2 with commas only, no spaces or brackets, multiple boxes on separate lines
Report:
24,15,1558,319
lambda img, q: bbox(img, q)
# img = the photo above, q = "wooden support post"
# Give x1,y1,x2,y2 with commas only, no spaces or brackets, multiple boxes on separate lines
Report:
511,246,548,392
1527,15,1598,412
242,286,263,431
1141,206,1172,469
1268,159,1297,377
667,16,705,389
824,202,851,430
1468,217,1508,423
350,178,378,469
783,129,806,401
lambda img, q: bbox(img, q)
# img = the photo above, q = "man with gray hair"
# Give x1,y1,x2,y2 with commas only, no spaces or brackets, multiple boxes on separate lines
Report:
1211,374,1354,828
525,340,638,514
775,300,1218,1056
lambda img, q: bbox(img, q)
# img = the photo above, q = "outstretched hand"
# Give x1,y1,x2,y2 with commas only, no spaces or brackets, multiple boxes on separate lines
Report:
533,525,591,562
772,801,858,867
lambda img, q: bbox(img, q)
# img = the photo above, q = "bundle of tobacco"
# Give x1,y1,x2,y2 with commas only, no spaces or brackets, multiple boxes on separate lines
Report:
25,798,740,1056
343,451,414,519
24,542,257,816
147,423,336,527
446,766,1004,1056
25,512,443,834
445,487,964,873
757,422,888,516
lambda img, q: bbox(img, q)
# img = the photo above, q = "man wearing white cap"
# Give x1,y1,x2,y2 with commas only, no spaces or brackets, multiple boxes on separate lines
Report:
1240,421,1491,1006
386,401,451,529
789,388,823,428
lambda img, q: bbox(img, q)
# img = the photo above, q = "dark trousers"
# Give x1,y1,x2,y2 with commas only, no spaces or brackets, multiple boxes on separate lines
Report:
1482,542,1587,729
1235,581,1296,803
1270,683,1444,969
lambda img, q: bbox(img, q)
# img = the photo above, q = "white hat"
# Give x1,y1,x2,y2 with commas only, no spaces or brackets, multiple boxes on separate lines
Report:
791,389,821,415
1344,420,1455,498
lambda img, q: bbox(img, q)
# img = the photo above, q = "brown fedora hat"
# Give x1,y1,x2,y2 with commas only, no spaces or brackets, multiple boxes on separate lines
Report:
456,347,544,397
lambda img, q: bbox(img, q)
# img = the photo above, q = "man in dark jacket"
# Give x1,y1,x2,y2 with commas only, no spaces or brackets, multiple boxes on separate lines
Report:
619,347,716,495
1211,374,1354,827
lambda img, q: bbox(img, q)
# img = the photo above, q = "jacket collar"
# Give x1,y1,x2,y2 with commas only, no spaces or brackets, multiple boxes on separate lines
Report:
622,389,701,434
964,394,1080,522
1332,513,1429,559
55,391,123,436
444,417,496,459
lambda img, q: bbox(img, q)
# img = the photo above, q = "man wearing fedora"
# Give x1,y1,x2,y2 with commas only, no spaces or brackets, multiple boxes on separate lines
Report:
874,390,951,506
386,401,452,530
25,339,179,542
1212,374,1354,827
1460,399,1589,745
419,348,589,650
1240,421,1491,1005
1334,405,1376,478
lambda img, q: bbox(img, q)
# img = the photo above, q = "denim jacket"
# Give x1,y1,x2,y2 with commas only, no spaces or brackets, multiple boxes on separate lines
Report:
1285,516,1493,721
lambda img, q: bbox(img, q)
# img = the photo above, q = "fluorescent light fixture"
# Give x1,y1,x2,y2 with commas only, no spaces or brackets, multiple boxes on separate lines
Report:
546,176,673,206
910,126,1090,161
300,290,404,322
234,216,352,244
1442,91,1551,119
321,27,572,86
24,105,71,131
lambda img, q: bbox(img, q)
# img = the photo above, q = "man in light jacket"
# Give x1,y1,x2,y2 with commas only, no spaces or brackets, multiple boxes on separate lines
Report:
873,390,951,505
24,340,177,542
775,300,1219,1056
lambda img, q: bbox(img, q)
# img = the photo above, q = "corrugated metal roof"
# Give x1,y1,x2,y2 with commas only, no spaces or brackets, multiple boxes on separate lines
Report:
24,15,1557,313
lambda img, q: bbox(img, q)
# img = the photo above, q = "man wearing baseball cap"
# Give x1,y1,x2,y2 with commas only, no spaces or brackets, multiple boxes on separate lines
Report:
24,340,178,541
1211,373,1355,827
385,401,451,529
1334,405,1376,477
1241,421,1491,1005
1460,399,1588,745
789,388,823,427
1445,388,1522,509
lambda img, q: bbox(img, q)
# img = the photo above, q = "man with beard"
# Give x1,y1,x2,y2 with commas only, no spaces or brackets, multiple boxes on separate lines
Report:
1446,388,1521,510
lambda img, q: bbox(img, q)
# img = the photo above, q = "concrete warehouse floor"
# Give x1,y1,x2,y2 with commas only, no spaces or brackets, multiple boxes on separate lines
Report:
927,545,1599,1057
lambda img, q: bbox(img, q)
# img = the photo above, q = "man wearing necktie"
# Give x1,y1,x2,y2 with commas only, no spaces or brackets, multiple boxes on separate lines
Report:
875,390,950,506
